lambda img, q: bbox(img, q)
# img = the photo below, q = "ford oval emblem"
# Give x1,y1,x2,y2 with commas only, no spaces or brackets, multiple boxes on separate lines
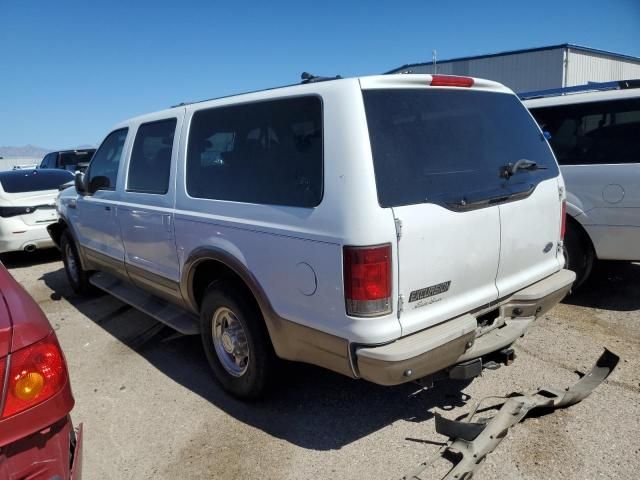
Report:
543,242,553,253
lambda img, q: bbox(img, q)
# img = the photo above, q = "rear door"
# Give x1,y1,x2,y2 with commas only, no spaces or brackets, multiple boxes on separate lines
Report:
362,84,560,336
118,115,183,302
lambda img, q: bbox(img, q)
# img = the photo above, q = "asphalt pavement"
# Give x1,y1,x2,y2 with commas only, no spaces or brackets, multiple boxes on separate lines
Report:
4,250,639,480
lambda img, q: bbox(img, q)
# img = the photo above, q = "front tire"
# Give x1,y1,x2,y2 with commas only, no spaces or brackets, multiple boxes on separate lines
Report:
60,230,92,295
563,223,594,291
200,281,275,399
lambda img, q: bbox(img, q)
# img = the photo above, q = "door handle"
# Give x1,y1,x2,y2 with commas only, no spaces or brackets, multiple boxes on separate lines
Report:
104,206,111,211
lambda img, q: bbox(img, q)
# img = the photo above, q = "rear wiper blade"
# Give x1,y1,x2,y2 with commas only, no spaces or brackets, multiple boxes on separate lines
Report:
500,158,547,179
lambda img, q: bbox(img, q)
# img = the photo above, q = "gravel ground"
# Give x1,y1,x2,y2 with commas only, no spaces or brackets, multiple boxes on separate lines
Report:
4,250,639,480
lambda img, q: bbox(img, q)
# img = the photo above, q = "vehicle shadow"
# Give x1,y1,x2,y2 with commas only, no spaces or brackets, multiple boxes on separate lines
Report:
1,249,61,269
562,261,640,311
41,266,474,451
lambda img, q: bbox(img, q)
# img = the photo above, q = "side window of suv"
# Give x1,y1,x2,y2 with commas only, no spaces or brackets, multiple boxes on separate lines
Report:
127,118,177,194
87,128,128,193
531,98,640,165
186,96,323,207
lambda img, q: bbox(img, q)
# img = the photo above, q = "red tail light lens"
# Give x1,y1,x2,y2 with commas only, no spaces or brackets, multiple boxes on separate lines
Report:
560,201,567,241
2,332,67,419
430,75,474,87
343,244,392,317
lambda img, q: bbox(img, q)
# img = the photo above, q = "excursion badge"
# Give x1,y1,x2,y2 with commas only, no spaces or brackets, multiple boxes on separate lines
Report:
409,281,451,303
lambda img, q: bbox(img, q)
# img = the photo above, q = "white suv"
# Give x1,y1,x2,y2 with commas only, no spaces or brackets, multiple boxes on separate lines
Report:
524,80,640,288
49,74,574,398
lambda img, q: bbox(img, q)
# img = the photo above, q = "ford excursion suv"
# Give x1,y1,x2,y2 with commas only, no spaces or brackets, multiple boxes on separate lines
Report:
49,74,575,398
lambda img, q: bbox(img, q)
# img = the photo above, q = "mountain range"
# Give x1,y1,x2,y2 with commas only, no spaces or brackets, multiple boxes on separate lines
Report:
0,144,97,158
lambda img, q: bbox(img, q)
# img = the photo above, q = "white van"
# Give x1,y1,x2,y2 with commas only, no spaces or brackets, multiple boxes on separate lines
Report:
524,80,640,287
50,74,574,398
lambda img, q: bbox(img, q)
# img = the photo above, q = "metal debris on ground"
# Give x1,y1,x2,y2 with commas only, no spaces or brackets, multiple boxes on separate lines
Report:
402,348,620,480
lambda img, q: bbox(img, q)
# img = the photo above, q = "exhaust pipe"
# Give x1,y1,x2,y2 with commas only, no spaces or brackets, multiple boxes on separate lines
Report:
24,244,37,253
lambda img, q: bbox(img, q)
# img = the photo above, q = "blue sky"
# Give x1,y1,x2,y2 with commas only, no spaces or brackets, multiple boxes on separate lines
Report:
1,0,639,149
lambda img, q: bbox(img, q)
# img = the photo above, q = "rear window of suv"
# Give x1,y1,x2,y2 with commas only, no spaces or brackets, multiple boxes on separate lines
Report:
363,89,559,208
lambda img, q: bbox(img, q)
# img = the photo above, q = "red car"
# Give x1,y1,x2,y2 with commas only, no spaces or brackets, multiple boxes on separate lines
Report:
0,263,82,479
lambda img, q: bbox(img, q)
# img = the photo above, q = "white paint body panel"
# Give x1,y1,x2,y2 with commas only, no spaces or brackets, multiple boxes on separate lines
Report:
0,189,60,253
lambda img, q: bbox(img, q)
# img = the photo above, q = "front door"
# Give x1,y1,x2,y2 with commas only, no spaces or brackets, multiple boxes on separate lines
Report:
75,128,128,274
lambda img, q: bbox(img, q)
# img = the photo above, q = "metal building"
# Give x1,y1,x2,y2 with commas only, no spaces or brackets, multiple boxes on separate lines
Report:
387,44,640,93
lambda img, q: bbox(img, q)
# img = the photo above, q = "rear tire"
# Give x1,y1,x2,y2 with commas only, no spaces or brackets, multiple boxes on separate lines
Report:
200,281,275,399
563,223,594,291
60,230,92,295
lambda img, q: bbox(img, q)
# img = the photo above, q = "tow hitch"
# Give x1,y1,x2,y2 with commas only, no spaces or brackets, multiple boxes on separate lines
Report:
448,348,517,381
402,348,619,480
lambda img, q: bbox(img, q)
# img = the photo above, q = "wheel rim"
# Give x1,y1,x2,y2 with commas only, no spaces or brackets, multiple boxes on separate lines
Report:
65,243,80,285
211,307,249,377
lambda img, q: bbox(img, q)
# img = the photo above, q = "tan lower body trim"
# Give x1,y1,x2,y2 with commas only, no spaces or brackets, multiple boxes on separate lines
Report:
264,315,356,378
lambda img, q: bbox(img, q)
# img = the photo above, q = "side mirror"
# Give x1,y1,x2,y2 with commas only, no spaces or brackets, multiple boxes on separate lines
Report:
88,175,110,193
75,171,87,195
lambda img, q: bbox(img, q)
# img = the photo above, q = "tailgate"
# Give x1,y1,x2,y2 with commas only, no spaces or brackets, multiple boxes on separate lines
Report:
362,81,560,336
391,203,500,336
496,178,565,296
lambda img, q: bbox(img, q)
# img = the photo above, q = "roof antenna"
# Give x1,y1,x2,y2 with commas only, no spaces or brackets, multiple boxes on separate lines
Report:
432,49,437,74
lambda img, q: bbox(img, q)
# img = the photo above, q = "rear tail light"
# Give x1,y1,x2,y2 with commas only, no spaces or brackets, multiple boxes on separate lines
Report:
1,332,68,419
560,201,567,241
0,357,6,404
343,244,392,317
430,75,474,87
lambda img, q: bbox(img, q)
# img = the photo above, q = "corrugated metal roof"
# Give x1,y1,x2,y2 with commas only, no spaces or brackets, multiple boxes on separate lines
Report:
386,44,640,74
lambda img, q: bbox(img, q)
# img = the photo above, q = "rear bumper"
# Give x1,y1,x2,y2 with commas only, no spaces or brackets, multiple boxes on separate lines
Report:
0,416,83,480
0,220,55,253
356,268,576,386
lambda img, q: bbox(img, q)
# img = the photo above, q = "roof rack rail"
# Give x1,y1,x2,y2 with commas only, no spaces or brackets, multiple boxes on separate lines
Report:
519,79,640,100
300,72,342,84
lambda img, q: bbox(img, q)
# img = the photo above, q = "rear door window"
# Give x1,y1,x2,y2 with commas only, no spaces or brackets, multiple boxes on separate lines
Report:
363,89,559,208
186,96,323,208
529,98,640,165
127,119,176,194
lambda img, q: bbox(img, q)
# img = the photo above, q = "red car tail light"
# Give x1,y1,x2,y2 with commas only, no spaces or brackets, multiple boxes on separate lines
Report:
2,332,67,419
430,75,474,87
343,244,392,317
560,200,567,241
0,356,5,402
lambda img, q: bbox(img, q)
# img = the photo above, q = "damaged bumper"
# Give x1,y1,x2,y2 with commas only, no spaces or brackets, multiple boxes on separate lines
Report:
356,269,576,385
402,348,619,480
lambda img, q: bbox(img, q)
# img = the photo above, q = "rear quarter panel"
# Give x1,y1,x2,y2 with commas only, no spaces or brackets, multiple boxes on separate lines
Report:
175,79,401,344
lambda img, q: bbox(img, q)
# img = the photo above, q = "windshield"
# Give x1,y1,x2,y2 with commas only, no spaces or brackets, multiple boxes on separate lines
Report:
0,170,74,193
363,89,559,208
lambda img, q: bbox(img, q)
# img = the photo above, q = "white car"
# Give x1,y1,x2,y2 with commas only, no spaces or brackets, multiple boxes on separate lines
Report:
523,80,640,288
0,169,74,253
49,73,574,398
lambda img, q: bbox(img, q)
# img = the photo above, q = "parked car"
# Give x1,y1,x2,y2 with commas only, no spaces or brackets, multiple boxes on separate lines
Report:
49,73,575,399
0,169,74,253
0,263,82,479
39,149,96,173
522,79,640,288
